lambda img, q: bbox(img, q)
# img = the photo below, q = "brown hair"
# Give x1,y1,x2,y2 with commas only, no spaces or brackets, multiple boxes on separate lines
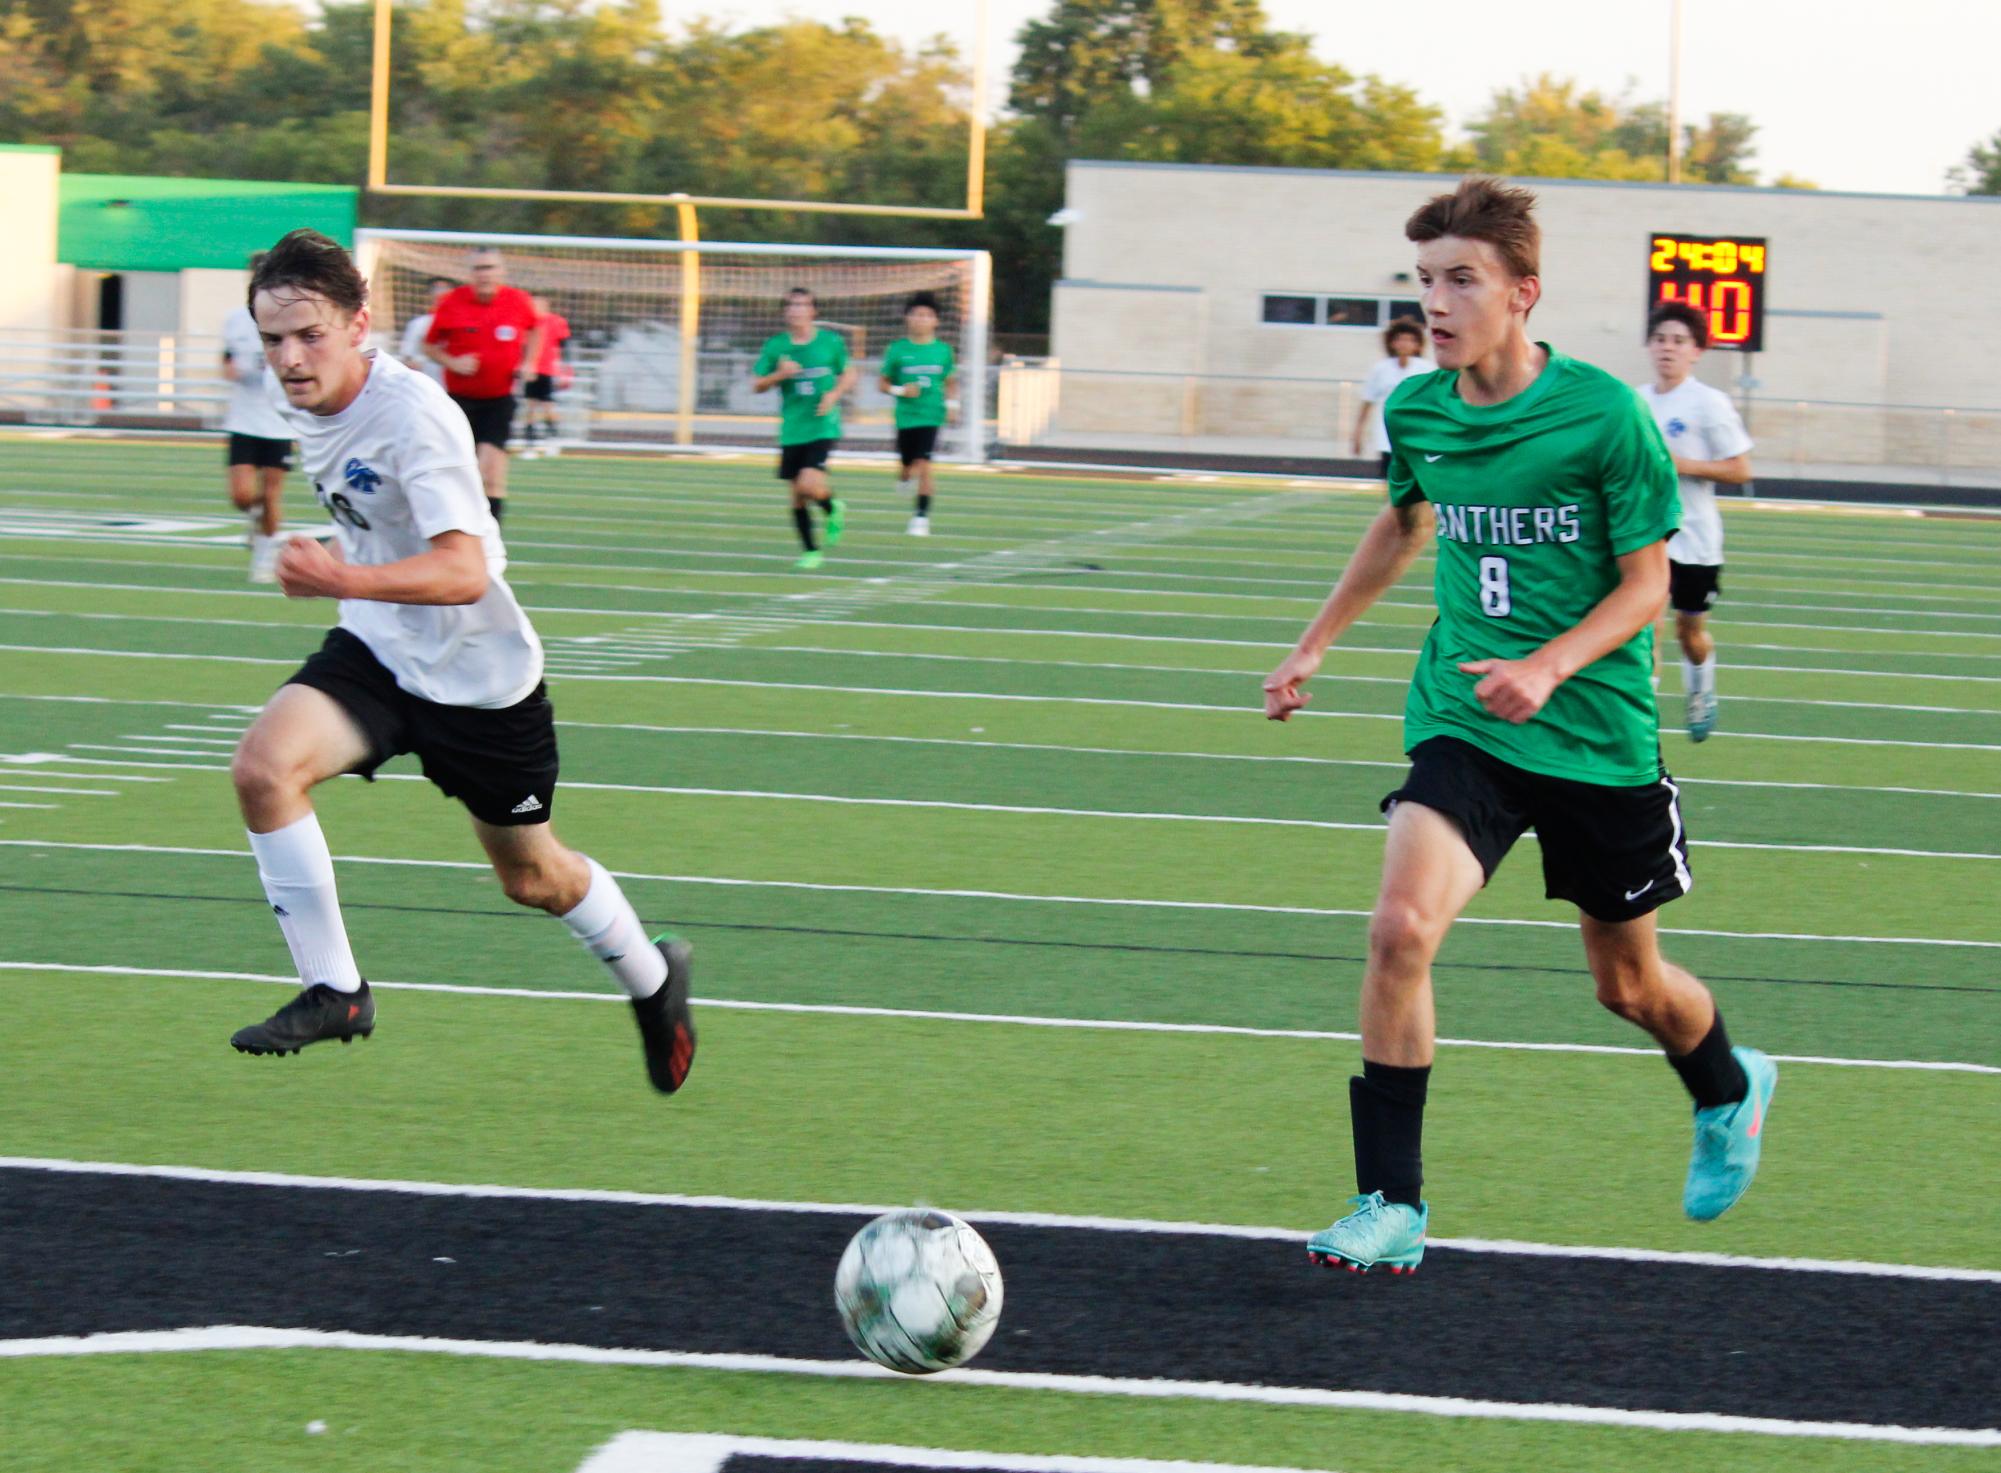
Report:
1647,300,1710,350
1404,177,1541,281
248,229,368,315
1382,316,1425,353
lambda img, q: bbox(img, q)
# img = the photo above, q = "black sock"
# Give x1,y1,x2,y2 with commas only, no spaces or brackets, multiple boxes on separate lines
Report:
487,496,505,524
818,495,836,517
1668,1010,1748,1109
792,505,817,550
916,493,932,515
1350,1059,1430,1208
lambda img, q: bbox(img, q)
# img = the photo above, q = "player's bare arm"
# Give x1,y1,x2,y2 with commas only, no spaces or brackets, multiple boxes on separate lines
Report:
817,364,859,418
1265,500,1434,721
753,358,802,392
517,322,547,389
276,529,489,606
1459,538,1670,724
1670,451,1752,484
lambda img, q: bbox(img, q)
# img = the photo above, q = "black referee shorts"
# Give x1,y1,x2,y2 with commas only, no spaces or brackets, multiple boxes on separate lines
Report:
285,628,559,828
1382,735,1692,923
451,394,517,449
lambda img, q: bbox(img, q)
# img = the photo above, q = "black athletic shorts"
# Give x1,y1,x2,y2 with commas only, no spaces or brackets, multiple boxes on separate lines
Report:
1669,560,1722,615
451,394,517,449
285,627,559,828
897,425,940,467
777,438,836,481
228,433,293,471
523,375,556,402
1382,735,1692,923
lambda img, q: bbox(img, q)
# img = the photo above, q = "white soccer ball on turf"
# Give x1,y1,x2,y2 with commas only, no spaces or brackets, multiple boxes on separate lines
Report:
833,1208,1004,1374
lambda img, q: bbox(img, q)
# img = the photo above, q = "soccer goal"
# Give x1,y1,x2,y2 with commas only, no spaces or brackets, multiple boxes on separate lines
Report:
355,228,992,462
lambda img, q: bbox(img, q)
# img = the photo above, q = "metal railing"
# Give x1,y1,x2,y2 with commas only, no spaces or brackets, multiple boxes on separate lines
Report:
0,328,231,426
988,363,2001,487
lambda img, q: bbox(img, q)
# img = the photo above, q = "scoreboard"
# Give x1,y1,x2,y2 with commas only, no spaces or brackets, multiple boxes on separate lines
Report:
1646,233,1767,352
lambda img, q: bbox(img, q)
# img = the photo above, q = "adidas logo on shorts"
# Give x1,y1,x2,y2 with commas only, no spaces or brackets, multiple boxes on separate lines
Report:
510,795,544,815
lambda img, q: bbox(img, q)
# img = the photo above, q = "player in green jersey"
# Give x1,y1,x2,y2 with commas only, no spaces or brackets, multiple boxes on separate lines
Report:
880,291,958,536
1263,178,1775,1274
752,287,856,570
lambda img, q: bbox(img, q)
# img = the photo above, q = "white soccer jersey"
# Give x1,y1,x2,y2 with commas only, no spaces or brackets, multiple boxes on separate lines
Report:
398,312,446,384
221,306,294,441
271,352,544,708
1639,378,1754,567
1359,354,1435,455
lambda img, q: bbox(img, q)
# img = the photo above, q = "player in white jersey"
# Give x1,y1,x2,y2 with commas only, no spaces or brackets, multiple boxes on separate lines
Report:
1352,317,1433,478
220,255,297,583
1637,302,1754,741
225,229,695,1094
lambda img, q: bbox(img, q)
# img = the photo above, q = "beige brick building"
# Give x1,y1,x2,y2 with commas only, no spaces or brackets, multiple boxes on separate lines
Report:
1040,161,2001,480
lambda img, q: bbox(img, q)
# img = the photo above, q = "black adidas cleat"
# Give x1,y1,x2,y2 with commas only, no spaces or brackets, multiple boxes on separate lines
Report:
231,981,375,1056
631,935,696,1094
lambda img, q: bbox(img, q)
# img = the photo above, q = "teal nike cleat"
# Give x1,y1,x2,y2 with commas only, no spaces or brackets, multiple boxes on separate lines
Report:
1687,689,1719,742
824,497,847,546
794,549,824,571
1306,1191,1428,1274
1684,1046,1777,1221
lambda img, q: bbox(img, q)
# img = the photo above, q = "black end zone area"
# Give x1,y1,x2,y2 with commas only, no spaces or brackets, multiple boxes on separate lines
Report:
3,1166,1994,1431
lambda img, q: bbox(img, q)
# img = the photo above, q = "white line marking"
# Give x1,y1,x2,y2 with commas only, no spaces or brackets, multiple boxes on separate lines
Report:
1,1157,1995,1282
0,801,57,809
0,782,115,797
4,964,1993,1074
5,841,1998,949
6,1327,1991,1445
576,1433,1343,1473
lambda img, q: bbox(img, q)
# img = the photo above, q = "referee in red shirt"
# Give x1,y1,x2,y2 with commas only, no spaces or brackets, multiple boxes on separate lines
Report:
425,247,544,522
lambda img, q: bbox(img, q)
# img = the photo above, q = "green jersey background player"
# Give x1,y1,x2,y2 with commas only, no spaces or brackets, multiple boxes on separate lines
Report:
1262,177,1776,1274
880,291,957,536
752,287,856,570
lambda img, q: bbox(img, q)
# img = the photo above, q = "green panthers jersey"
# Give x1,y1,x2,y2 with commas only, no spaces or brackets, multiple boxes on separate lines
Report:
882,337,956,429
1383,346,1680,786
754,329,849,445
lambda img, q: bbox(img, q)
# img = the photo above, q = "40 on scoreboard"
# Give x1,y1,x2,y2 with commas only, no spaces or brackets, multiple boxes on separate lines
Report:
1647,233,1767,352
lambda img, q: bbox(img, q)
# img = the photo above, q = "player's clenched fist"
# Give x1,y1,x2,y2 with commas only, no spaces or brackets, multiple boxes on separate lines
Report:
277,535,349,600
1458,656,1559,724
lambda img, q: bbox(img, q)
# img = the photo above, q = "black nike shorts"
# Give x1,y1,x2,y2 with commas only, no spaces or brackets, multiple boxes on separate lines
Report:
1381,735,1692,923
896,425,940,467
285,627,559,828
1669,560,1722,615
451,394,518,449
777,439,836,481
227,433,293,471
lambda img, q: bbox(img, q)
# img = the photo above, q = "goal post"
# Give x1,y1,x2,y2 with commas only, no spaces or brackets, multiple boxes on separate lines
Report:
355,228,993,463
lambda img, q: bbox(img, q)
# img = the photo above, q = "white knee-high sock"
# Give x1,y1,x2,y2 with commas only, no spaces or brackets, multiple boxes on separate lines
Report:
560,857,668,1000
1682,654,1717,699
248,812,362,992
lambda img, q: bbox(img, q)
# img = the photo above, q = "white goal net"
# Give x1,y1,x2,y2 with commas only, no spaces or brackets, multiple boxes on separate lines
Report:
355,228,991,462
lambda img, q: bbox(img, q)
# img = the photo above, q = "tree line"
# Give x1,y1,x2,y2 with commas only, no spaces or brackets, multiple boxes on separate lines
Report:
2,0,1992,333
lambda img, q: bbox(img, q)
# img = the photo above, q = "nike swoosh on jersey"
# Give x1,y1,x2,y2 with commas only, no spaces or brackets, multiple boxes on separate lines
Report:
1424,453,1445,462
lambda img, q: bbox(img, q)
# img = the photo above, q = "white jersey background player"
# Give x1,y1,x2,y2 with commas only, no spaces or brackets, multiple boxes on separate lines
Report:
220,285,297,583
225,227,695,1094
1637,300,1753,741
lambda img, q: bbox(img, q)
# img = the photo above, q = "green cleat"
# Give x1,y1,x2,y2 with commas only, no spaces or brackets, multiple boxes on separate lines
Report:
823,497,847,546
794,549,824,571
1687,689,1718,742
1684,1046,1776,1221
1306,1191,1428,1274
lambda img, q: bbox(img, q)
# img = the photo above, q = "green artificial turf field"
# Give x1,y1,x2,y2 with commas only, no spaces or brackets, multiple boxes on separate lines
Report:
0,436,1996,1472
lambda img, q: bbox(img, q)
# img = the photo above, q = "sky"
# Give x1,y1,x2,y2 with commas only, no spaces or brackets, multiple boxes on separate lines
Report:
679,0,1998,196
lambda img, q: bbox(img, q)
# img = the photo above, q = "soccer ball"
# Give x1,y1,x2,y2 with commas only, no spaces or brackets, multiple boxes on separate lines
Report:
833,1208,1004,1374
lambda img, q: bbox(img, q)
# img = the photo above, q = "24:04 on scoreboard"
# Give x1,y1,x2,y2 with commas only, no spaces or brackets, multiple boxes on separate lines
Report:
1647,233,1767,352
